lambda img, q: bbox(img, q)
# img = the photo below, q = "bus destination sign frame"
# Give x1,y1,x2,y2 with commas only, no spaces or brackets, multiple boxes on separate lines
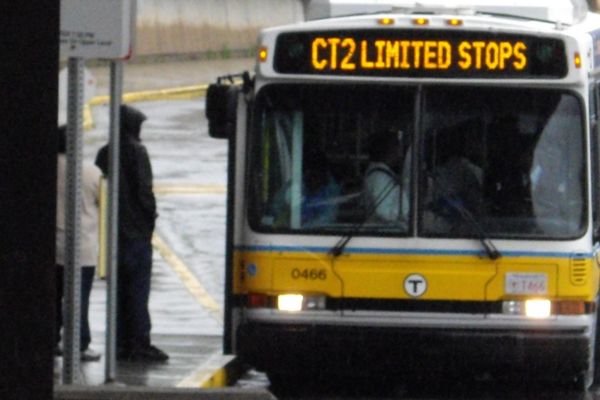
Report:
274,30,567,79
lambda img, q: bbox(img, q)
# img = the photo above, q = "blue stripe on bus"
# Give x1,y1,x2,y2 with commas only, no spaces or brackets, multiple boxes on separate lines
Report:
235,245,592,259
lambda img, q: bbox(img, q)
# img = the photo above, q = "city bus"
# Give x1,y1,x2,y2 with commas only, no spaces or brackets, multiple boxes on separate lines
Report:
206,0,600,389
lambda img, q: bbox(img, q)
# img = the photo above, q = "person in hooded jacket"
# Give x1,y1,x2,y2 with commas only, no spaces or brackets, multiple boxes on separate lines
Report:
95,104,168,362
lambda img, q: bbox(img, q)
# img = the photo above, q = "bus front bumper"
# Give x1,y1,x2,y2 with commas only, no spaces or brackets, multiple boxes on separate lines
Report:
237,320,592,376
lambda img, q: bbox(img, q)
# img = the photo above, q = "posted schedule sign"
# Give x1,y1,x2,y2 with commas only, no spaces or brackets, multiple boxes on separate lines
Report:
60,0,135,59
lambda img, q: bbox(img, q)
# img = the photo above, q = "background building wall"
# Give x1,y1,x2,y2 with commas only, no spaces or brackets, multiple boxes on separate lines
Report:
132,1,600,59
135,0,304,58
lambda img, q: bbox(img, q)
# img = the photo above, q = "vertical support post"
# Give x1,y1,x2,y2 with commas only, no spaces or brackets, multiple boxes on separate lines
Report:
223,132,236,354
63,57,84,384
290,112,303,229
105,60,123,382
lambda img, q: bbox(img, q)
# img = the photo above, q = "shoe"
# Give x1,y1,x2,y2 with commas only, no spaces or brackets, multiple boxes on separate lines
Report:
81,348,101,362
124,344,169,362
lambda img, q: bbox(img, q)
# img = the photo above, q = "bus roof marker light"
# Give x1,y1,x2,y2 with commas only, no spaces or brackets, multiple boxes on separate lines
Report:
446,18,463,27
574,52,582,69
258,46,268,63
412,17,429,26
377,17,394,26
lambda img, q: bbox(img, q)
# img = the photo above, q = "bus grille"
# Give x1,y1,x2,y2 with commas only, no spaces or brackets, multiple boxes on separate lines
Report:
570,258,588,286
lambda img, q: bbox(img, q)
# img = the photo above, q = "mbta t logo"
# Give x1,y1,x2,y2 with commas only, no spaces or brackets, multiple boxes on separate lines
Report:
403,273,428,298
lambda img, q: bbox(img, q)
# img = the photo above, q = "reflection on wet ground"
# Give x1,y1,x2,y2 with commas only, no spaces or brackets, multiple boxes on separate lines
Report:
273,379,596,400
237,369,598,400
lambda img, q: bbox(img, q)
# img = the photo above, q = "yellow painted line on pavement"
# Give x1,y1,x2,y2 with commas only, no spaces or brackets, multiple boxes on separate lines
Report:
84,85,208,131
152,234,223,324
153,184,226,195
98,182,224,277
89,84,209,106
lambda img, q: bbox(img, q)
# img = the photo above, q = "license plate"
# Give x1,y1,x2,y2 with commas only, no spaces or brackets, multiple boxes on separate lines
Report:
505,272,548,295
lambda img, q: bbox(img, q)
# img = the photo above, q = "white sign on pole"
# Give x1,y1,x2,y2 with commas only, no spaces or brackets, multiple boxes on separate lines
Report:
60,0,136,59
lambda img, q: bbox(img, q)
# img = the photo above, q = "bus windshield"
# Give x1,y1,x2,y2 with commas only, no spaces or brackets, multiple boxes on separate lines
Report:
248,84,585,239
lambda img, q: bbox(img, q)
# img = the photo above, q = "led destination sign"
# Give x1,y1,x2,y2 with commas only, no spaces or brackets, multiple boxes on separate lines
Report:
311,37,527,71
274,30,567,78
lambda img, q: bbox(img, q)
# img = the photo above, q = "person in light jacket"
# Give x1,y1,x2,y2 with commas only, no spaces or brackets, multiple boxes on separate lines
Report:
55,125,102,361
364,130,408,224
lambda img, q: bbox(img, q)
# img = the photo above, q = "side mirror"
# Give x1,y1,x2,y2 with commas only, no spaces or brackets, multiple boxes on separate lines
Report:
205,84,240,139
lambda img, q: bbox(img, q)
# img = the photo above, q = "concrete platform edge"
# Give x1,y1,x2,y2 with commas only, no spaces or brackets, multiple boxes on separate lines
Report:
54,385,276,400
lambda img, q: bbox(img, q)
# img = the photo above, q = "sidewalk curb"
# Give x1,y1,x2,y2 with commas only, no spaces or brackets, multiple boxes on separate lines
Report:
54,386,275,400
84,85,208,130
177,353,248,389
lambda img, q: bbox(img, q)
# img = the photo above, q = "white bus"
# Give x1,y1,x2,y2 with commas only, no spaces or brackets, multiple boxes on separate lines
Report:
207,0,600,389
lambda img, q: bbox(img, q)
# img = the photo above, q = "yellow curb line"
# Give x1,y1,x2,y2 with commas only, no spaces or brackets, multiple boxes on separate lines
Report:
89,84,209,106
84,85,208,131
177,354,235,388
151,234,223,324
153,184,226,195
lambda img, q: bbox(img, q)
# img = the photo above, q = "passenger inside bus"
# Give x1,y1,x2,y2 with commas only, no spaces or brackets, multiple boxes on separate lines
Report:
299,148,342,227
486,114,534,219
424,120,484,234
272,147,342,229
363,129,408,225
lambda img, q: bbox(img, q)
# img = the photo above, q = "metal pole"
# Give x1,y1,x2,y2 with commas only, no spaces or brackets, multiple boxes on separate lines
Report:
63,57,84,384
105,60,122,382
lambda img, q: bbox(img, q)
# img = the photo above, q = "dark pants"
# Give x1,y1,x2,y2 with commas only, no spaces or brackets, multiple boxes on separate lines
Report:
55,265,95,351
117,238,153,350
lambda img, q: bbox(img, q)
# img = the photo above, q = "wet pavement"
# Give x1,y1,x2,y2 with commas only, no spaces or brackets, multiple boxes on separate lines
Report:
54,57,273,399
54,254,222,387
88,57,256,95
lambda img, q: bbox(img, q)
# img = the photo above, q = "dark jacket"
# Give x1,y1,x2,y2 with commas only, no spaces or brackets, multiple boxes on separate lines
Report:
95,105,156,241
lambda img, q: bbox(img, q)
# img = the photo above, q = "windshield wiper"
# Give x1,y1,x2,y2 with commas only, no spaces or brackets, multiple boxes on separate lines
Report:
433,173,501,260
443,197,501,260
330,175,399,257
330,169,501,261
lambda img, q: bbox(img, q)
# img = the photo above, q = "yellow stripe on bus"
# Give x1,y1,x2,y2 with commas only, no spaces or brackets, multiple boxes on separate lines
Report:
235,250,599,302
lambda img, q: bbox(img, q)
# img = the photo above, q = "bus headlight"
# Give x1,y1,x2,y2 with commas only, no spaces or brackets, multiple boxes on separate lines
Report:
502,299,551,318
524,299,552,319
277,294,326,312
278,294,304,312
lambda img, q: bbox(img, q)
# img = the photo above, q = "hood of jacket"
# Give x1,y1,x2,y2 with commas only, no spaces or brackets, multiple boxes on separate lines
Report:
121,104,147,142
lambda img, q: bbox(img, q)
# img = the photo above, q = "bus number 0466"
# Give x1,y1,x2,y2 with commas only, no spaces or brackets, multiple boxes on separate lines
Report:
291,268,327,280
